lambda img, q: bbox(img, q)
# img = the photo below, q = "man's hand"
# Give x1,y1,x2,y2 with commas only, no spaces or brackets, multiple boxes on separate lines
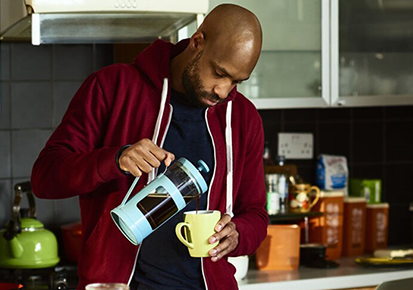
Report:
208,214,239,262
118,138,175,177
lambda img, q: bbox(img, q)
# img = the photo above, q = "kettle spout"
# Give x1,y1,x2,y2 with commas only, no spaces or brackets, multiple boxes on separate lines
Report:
9,237,24,258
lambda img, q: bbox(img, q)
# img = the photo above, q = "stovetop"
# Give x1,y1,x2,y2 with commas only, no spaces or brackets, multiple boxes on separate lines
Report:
0,264,78,290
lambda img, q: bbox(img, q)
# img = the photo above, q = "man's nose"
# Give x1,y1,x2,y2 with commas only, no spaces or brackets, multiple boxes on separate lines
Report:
213,82,234,100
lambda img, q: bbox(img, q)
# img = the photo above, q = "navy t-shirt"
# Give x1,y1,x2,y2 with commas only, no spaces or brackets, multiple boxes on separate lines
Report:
132,89,214,290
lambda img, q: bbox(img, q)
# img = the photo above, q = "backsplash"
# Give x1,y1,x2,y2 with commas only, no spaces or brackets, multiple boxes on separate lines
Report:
0,43,113,231
260,106,413,245
1,42,412,245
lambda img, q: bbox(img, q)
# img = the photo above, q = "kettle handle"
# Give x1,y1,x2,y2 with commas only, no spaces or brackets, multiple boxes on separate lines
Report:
4,182,36,241
13,182,36,219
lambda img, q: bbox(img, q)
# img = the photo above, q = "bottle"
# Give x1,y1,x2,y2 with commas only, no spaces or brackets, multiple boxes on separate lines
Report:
263,141,275,167
276,155,288,213
265,174,280,215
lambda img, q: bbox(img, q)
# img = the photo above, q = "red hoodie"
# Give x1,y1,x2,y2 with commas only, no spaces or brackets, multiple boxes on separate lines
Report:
31,39,268,290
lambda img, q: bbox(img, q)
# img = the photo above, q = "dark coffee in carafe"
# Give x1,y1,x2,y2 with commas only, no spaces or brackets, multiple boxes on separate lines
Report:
137,194,199,229
111,158,209,245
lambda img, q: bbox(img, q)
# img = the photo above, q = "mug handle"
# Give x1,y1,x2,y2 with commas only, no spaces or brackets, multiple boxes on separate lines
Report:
175,222,194,249
308,186,320,210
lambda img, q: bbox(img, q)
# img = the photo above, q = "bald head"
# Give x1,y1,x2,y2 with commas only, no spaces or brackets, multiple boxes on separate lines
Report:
169,4,263,105
198,4,262,70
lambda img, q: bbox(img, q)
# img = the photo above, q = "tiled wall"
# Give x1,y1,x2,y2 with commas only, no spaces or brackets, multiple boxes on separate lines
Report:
1,42,412,246
260,106,413,245
0,42,112,231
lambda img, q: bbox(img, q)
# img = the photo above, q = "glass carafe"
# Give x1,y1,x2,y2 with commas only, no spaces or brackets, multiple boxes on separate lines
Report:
111,158,209,245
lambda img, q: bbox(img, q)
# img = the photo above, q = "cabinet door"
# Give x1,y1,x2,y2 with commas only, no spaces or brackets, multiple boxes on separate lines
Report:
331,0,413,107
208,0,330,109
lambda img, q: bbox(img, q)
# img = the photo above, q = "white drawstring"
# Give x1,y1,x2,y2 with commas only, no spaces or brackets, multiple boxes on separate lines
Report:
225,101,234,217
147,81,234,217
148,78,168,183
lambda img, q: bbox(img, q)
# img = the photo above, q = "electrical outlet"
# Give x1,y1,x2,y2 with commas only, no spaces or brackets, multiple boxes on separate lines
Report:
278,133,313,159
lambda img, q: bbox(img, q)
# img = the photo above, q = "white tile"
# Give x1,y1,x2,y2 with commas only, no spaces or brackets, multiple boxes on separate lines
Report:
52,81,82,127
11,130,52,178
0,82,10,129
54,197,81,225
11,43,52,80
11,82,52,129
0,131,11,178
1,43,10,81
0,179,12,228
53,45,93,81
94,44,113,71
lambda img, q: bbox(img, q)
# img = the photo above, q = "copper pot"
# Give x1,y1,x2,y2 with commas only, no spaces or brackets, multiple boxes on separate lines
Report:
0,283,24,290
61,222,82,263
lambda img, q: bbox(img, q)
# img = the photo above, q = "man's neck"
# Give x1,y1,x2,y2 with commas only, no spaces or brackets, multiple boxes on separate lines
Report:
169,49,189,93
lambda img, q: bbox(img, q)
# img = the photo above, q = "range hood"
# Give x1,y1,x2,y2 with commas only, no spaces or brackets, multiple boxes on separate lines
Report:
1,0,208,45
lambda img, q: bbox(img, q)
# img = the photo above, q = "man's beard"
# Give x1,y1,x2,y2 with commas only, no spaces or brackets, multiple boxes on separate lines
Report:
181,51,222,108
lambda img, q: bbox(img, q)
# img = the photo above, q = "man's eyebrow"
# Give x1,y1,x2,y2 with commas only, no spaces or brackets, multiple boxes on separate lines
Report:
212,61,250,82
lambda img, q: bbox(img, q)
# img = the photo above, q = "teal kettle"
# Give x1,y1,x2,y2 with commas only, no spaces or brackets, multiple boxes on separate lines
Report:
0,182,60,269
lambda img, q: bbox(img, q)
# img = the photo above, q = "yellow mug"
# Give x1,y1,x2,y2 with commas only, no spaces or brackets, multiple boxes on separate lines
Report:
85,283,129,290
175,210,221,257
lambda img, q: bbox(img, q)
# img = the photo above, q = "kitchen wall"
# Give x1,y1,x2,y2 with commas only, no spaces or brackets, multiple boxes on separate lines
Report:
260,106,413,245
1,42,412,245
0,42,113,231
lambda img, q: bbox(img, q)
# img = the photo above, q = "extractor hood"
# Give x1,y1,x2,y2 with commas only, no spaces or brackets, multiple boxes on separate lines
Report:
0,0,208,45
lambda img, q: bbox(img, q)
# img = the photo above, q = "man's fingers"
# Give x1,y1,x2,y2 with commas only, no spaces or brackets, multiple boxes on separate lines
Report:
214,214,232,232
121,157,143,177
118,138,175,175
164,152,175,167
209,221,235,244
209,230,239,262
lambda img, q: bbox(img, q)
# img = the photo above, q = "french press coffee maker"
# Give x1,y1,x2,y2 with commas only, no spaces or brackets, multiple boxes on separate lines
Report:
111,158,209,245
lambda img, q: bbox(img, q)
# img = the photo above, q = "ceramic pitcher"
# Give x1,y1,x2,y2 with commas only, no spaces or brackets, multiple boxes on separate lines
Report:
289,184,320,213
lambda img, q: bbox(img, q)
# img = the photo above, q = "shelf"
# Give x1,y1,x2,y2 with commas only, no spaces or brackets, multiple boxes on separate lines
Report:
268,211,323,223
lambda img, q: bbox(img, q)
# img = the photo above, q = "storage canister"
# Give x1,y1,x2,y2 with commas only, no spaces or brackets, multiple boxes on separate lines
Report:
342,197,367,257
365,203,389,254
309,190,344,260
255,225,300,270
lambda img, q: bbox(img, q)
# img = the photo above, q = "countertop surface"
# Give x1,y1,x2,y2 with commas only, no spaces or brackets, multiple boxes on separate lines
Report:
238,257,413,290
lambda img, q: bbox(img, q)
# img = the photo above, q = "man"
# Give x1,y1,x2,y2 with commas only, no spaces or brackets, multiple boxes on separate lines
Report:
31,4,268,290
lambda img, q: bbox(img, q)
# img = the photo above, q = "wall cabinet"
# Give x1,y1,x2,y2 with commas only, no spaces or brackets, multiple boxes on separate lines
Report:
332,0,413,107
208,0,413,109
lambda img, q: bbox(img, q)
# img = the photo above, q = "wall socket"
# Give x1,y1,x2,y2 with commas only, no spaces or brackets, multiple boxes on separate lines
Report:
278,133,314,159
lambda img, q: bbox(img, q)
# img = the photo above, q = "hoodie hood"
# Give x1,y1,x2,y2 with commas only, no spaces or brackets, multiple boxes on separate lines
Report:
133,39,237,104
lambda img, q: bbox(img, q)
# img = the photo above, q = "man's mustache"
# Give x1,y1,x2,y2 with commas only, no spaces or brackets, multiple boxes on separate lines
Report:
201,92,222,103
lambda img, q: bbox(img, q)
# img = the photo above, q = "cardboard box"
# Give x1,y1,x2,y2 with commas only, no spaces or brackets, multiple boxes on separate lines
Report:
350,179,381,204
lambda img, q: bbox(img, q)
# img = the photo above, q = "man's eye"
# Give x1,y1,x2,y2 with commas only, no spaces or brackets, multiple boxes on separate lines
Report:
214,71,223,77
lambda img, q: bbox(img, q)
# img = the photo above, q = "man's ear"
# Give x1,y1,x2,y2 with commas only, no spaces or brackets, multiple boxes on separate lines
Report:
189,31,206,52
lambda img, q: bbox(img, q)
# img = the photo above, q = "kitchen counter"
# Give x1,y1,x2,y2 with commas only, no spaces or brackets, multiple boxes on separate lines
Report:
238,257,413,290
